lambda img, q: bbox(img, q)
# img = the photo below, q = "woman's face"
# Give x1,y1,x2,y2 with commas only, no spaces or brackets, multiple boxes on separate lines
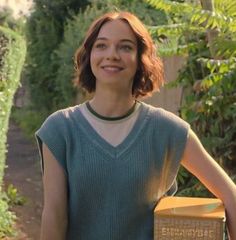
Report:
90,19,138,92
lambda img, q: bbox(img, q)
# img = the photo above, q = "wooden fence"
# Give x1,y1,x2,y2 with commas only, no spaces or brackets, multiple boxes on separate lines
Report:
143,55,186,115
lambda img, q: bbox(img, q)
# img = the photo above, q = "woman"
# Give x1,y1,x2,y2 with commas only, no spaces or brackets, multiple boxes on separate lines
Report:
36,11,236,240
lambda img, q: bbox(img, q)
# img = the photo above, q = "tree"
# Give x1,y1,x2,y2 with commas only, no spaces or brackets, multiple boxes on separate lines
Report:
25,0,90,111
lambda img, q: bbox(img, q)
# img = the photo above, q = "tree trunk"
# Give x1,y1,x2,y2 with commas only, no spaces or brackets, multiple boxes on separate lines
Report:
200,0,218,58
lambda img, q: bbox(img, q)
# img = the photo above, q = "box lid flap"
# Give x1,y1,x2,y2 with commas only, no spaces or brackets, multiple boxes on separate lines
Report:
154,196,225,220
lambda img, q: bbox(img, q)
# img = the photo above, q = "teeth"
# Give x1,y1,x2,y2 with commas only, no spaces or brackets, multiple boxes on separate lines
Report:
103,66,122,71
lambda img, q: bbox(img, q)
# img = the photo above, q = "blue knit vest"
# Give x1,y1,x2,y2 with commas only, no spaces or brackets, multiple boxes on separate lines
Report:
36,102,189,240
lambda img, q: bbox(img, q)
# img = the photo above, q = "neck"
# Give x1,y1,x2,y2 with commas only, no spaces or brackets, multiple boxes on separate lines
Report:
89,91,135,118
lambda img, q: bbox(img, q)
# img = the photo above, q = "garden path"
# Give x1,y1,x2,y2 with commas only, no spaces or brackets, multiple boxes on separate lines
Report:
4,120,43,240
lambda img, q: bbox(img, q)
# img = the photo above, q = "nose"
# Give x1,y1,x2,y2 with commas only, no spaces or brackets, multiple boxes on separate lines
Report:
106,45,120,60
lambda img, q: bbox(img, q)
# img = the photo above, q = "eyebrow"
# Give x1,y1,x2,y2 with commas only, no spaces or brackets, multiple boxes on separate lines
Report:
95,37,136,45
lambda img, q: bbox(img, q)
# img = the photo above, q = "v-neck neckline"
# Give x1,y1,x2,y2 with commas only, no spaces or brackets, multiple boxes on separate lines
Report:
74,102,150,159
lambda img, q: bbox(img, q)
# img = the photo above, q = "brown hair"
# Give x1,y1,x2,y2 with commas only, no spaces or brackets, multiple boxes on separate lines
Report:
74,11,164,98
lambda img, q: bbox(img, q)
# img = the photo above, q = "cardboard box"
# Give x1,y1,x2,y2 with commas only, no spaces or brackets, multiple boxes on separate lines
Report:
154,196,225,240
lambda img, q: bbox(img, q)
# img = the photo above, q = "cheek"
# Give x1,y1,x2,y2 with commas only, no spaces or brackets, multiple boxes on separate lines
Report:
90,50,95,66
90,55,94,74
128,53,138,70
129,51,138,63
90,50,102,66
90,50,99,74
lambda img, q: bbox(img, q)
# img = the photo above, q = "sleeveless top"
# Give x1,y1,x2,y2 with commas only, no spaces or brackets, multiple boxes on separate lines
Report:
35,101,190,240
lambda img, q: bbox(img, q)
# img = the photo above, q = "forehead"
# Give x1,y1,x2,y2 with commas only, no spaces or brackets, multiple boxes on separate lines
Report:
97,19,137,43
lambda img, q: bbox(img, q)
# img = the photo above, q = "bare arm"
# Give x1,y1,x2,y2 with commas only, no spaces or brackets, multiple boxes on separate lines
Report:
181,129,236,240
40,143,68,240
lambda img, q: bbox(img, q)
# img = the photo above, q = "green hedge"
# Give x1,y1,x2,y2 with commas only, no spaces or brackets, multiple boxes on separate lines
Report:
0,26,26,186
0,26,26,237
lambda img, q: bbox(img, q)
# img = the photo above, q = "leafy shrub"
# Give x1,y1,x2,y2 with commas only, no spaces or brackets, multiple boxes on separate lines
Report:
0,26,26,185
2,184,27,206
25,0,90,111
0,26,26,237
0,197,16,238
0,6,26,34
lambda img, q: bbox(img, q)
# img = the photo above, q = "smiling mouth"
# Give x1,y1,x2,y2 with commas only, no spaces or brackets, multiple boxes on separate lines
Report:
102,66,124,72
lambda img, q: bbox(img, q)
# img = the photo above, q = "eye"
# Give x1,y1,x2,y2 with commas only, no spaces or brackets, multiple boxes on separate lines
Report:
94,43,106,49
120,45,133,51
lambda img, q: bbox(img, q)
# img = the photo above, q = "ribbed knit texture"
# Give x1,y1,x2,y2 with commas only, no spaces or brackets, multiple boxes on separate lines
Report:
35,102,189,240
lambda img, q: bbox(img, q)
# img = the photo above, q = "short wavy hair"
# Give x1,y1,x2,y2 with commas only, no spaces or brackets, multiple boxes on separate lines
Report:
74,11,164,98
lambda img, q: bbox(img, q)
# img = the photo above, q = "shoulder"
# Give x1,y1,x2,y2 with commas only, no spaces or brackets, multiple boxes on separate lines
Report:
37,105,81,136
43,105,80,126
141,101,190,130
